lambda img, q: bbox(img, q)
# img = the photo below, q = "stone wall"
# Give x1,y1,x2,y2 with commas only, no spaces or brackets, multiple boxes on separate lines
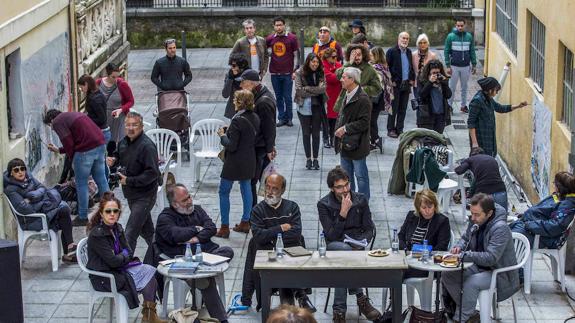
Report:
127,8,478,49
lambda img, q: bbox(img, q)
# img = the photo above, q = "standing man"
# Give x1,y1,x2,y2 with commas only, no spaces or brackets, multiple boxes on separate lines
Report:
43,109,109,226
107,111,160,262
318,167,380,323
334,67,372,200
266,16,300,127
313,26,344,63
386,31,415,138
238,69,277,208
231,19,269,80
151,38,193,92
444,18,477,113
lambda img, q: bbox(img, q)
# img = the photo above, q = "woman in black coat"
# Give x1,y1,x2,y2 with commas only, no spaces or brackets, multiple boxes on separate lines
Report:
398,189,451,279
78,74,110,143
216,89,261,238
416,59,452,134
86,192,166,322
222,53,249,119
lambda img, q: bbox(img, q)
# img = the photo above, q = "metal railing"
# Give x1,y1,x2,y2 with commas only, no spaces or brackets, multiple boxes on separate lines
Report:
126,0,473,9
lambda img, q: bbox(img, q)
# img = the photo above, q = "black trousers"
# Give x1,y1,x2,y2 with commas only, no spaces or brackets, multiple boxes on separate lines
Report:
125,192,157,263
251,147,271,207
387,85,411,133
52,203,73,253
417,113,446,134
370,101,382,144
320,104,330,142
328,118,337,145
298,109,321,159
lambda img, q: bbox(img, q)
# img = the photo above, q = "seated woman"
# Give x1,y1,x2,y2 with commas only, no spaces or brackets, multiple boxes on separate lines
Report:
86,192,166,323
399,189,451,279
3,158,76,263
510,171,575,249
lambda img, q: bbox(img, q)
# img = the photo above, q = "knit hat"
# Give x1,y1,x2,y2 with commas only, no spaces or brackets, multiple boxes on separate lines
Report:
238,69,260,82
478,77,501,92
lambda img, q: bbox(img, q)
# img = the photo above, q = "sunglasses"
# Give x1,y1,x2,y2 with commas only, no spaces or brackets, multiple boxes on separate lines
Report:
12,166,26,173
330,55,338,59
103,208,121,215
230,63,238,68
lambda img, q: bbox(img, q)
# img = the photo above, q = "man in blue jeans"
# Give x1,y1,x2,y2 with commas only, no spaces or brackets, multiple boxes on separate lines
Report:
44,109,109,226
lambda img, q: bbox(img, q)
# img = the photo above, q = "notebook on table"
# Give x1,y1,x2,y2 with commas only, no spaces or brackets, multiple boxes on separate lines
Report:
201,252,230,266
168,261,200,274
283,246,312,257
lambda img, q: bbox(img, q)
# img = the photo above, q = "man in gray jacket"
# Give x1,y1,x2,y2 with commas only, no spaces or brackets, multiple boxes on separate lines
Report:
442,193,519,323
231,19,269,79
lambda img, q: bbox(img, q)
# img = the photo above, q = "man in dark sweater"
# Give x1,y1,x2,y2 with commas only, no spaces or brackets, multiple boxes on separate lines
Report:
107,111,160,262
454,147,508,211
155,183,233,323
241,173,315,312
44,109,109,226
317,167,380,323
151,38,193,91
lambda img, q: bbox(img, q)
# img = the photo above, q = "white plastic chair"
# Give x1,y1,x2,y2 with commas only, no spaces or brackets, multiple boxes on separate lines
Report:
477,232,530,323
4,195,61,272
189,119,226,186
76,238,129,323
146,129,182,209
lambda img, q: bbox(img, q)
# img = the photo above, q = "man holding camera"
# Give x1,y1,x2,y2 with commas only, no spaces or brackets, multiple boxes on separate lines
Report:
107,111,160,262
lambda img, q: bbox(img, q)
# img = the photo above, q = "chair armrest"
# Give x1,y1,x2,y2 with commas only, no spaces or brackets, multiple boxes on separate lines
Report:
158,152,174,174
533,235,541,251
159,253,170,260
19,213,50,231
84,270,119,294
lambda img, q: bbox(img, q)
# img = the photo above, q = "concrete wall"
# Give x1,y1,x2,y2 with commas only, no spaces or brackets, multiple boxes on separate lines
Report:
0,0,46,26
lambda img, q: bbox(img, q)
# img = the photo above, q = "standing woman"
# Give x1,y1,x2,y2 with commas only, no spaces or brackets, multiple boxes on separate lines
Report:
216,89,261,238
322,47,342,149
412,33,438,98
417,59,452,134
96,63,135,145
78,74,110,143
222,53,250,119
294,53,326,170
369,47,394,152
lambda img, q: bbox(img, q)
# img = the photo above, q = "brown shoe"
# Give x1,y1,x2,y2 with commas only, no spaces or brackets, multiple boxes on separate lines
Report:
357,293,381,321
233,221,250,233
333,311,346,323
215,225,230,238
141,301,168,323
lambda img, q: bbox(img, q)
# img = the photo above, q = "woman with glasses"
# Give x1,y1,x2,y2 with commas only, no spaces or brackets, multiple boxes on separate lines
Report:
78,74,110,143
222,53,250,119
96,63,135,145
321,47,342,149
86,192,166,323
3,158,76,263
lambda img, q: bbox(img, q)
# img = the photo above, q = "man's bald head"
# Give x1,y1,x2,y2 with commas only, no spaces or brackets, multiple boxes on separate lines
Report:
265,173,287,194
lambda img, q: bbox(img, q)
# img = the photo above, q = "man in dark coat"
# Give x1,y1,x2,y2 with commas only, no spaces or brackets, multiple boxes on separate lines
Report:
155,183,233,323
334,66,372,200
151,38,193,91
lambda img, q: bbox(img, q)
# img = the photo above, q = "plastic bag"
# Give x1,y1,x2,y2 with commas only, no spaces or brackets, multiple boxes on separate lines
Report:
258,161,278,197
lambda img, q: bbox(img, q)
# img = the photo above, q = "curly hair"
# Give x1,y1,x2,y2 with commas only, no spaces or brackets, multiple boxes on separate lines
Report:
322,47,337,60
228,52,249,71
344,43,369,64
418,59,447,84
86,192,122,233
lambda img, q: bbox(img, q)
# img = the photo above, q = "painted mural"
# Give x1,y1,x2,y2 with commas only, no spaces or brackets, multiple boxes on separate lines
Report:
531,95,552,200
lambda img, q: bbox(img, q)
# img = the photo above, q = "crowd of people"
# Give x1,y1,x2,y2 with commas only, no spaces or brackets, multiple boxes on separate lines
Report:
4,15,575,323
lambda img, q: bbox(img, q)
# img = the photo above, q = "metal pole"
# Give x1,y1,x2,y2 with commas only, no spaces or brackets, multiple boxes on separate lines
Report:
299,28,305,65
181,30,187,61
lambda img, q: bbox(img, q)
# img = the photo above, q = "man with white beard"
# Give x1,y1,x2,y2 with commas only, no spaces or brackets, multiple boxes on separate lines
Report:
155,183,233,323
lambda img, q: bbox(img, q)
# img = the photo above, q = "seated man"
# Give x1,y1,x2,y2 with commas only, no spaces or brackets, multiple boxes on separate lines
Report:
155,183,233,323
510,171,575,249
442,193,519,323
241,173,315,312
317,167,381,323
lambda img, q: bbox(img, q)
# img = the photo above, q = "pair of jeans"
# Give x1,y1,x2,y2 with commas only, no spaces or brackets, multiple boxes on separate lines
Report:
387,85,411,133
340,157,370,200
125,193,157,263
72,144,109,219
328,241,363,313
219,178,252,225
298,109,321,159
448,65,471,108
491,191,508,212
102,128,111,144
271,74,293,122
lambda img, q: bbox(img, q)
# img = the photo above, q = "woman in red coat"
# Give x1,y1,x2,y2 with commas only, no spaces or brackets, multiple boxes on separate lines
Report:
322,47,342,149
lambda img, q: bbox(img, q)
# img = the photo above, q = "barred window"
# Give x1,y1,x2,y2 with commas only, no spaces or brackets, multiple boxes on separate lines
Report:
529,14,546,92
495,0,517,56
563,47,574,129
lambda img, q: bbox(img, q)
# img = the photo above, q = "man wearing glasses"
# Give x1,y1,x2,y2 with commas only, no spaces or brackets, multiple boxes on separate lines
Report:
313,26,344,63
151,38,193,92
318,167,380,323
107,111,160,263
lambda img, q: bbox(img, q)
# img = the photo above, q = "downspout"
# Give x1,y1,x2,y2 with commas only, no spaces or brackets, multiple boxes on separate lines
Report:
483,0,489,77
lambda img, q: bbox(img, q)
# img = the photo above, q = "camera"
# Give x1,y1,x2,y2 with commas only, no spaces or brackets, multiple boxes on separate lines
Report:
109,166,126,183
435,73,445,81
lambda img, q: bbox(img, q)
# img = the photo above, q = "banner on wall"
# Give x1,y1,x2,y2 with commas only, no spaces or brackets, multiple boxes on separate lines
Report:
530,94,552,200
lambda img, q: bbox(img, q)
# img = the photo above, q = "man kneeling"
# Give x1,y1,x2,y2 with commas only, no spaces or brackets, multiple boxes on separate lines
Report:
155,183,233,323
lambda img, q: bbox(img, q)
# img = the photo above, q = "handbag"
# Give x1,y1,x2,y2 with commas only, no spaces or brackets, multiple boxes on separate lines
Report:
168,307,200,323
341,132,362,151
404,306,447,323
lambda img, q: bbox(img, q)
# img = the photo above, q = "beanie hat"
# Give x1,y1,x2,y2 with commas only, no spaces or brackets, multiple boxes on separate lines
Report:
478,77,501,92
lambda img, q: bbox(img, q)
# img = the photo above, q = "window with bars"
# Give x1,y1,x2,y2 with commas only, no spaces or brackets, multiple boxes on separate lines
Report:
563,47,574,129
529,14,546,92
495,0,517,56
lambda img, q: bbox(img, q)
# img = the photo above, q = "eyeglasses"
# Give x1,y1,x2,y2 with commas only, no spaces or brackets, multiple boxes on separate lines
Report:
12,166,26,173
333,182,350,190
103,208,121,214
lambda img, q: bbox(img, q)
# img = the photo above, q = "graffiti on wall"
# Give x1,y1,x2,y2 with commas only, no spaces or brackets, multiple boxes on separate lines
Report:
531,95,552,200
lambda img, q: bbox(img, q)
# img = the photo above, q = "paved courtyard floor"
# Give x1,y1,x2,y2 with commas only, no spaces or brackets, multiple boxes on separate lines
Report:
18,48,575,322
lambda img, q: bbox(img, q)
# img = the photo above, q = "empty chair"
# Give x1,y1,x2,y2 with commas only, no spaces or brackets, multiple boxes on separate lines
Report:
146,128,182,209
189,119,226,185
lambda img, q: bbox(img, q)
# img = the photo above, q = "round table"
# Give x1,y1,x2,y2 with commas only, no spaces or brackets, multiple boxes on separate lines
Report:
406,254,471,322
157,262,229,317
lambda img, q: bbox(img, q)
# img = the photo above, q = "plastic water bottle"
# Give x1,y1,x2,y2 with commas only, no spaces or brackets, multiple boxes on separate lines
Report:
184,243,193,262
391,229,399,253
195,244,203,263
318,233,327,258
422,239,430,263
276,233,284,258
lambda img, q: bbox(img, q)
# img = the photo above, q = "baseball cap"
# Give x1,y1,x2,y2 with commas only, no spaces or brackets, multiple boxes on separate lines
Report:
238,69,260,82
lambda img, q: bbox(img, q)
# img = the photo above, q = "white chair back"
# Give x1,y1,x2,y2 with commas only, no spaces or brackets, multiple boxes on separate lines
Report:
190,119,226,154
146,129,182,165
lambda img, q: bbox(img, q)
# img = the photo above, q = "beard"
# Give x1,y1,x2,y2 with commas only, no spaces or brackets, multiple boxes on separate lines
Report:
175,204,195,215
264,194,282,206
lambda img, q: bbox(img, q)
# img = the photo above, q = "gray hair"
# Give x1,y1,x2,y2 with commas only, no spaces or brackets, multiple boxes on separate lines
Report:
166,183,187,206
242,19,255,28
343,67,362,84
125,111,144,124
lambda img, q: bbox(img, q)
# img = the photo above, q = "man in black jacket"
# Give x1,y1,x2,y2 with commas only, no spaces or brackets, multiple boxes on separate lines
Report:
239,69,278,213
155,183,233,323
151,38,193,91
240,173,315,312
386,31,415,138
318,167,380,323
107,111,160,262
